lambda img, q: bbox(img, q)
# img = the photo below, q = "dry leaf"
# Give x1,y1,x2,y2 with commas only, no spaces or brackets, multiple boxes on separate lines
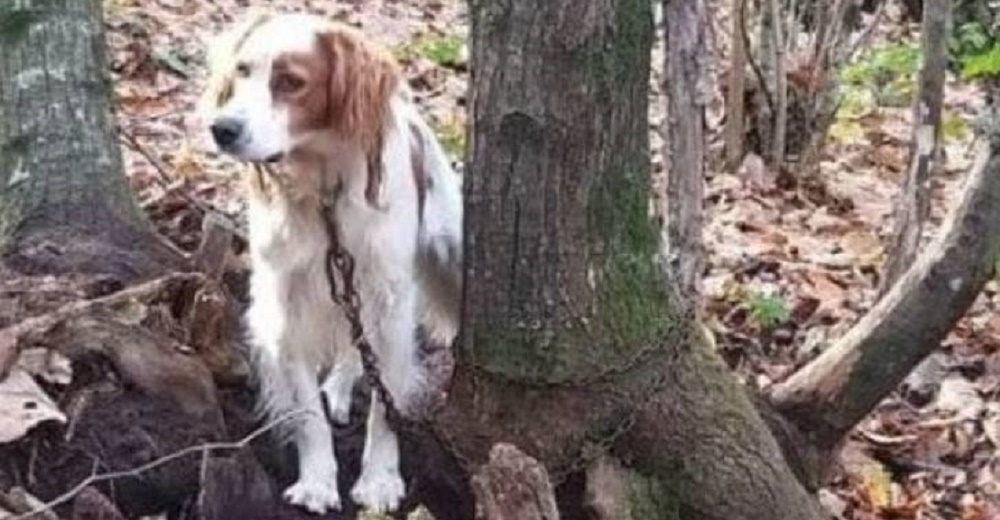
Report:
839,229,884,267
172,141,201,180
860,462,892,510
0,368,66,443
934,377,983,420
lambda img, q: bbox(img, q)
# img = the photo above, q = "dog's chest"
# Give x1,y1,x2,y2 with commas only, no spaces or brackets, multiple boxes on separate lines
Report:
245,191,416,355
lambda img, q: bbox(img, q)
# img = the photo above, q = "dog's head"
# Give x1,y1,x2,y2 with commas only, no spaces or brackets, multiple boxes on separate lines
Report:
200,13,401,166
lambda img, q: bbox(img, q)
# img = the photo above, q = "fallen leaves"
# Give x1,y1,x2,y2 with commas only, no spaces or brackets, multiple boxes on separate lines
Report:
0,367,65,444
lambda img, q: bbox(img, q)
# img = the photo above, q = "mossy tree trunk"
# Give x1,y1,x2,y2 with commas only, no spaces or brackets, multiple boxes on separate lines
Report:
0,0,177,277
439,0,825,518
441,0,673,470
0,3,237,517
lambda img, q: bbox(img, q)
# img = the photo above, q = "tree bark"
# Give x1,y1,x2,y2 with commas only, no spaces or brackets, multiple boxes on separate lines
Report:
724,0,747,170
0,0,178,278
625,327,826,520
881,0,951,291
664,0,706,304
441,0,671,470
771,136,1000,450
445,0,824,518
767,0,787,168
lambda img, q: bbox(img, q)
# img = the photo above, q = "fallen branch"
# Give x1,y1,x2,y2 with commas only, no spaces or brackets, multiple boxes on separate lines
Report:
770,136,1000,449
9,409,306,520
0,273,205,379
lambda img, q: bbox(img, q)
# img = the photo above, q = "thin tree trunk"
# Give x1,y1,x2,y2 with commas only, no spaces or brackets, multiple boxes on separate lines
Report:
443,0,824,517
665,0,706,304
771,137,1000,449
881,0,950,291
0,0,178,277
755,0,776,160
768,0,787,168
724,0,747,169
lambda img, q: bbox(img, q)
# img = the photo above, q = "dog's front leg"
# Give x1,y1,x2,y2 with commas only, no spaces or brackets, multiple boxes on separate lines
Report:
349,286,420,512
282,360,342,514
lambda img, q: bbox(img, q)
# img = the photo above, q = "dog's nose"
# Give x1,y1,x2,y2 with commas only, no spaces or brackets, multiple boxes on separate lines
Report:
210,118,244,148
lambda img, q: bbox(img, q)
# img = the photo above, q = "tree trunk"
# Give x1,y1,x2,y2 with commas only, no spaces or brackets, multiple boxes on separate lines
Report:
441,0,671,470
624,326,825,520
767,0,787,168
0,3,253,518
443,0,824,518
0,0,178,278
664,0,706,305
881,0,951,291
724,0,747,170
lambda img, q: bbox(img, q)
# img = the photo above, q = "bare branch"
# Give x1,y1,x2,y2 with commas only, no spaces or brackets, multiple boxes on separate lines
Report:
9,409,306,520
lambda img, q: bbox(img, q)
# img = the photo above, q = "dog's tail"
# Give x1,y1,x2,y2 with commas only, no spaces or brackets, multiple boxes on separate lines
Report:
407,111,462,347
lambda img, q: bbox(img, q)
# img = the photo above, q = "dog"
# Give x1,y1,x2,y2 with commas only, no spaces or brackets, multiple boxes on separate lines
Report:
199,12,462,514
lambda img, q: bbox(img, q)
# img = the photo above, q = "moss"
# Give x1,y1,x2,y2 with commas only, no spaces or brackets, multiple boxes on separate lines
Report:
0,7,39,44
627,473,679,520
393,32,467,69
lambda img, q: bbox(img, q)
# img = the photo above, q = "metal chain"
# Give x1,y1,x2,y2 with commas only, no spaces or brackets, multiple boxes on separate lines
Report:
319,196,409,431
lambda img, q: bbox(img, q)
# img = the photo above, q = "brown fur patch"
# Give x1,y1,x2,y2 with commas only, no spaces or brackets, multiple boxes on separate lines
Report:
272,52,330,134
318,26,401,207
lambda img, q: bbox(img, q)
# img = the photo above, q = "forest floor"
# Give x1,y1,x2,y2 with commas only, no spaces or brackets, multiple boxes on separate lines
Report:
91,0,1000,518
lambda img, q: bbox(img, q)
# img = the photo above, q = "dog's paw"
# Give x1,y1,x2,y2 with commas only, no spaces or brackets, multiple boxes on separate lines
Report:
350,469,405,513
284,476,341,515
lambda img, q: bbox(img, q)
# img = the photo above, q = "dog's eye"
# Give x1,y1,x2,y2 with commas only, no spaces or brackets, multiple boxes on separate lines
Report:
272,73,306,95
235,62,252,78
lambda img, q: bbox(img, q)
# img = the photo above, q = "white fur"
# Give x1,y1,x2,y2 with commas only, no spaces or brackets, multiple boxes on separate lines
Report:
204,14,462,515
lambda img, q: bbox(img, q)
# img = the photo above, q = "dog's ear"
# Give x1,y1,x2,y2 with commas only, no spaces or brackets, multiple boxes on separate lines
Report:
199,11,271,113
320,27,401,207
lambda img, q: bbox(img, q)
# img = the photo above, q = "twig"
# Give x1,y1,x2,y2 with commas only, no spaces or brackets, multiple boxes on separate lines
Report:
740,0,775,115
118,129,244,237
10,409,307,520
846,0,887,63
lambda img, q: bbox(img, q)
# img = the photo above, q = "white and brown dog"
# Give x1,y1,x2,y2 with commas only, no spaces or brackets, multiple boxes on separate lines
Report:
199,12,461,514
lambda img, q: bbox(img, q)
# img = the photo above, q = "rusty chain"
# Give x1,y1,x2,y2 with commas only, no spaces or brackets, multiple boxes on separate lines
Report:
319,197,410,431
